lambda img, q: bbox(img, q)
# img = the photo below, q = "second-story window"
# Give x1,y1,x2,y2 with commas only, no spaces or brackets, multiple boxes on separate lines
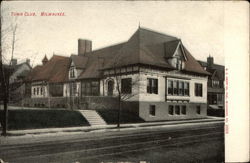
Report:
147,78,158,94
168,80,173,95
167,79,189,96
121,78,132,94
178,81,184,96
173,80,178,95
195,83,203,97
70,67,75,78
184,82,189,96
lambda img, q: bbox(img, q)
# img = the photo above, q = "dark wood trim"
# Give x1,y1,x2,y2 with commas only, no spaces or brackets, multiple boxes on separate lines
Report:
165,75,191,80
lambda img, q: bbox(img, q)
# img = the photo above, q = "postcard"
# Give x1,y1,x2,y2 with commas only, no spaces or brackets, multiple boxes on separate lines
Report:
0,1,249,163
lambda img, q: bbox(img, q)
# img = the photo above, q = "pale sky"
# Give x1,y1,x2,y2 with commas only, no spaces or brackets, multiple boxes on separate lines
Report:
2,1,225,67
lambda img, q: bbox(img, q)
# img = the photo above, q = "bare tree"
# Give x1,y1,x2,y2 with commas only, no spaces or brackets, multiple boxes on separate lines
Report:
112,66,141,128
0,6,20,136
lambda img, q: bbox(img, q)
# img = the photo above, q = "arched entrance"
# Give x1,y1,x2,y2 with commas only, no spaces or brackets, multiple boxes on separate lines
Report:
107,80,114,96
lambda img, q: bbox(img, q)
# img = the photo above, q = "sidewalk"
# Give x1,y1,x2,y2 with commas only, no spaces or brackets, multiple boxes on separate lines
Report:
1,116,224,137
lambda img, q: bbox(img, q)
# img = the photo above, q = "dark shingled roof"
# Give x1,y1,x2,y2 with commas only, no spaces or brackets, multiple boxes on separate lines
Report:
26,55,71,83
77,42,125,79
71,55,88,69
103,27,209,75
27,27,209,82
198,60,224,80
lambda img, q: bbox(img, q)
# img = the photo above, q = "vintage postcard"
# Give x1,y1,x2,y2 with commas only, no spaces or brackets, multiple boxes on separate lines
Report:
0,1,249,163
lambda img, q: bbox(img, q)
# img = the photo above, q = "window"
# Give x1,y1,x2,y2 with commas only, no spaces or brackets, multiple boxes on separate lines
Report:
175,105,180,115
81,81,100,96
70,67,75,78
91,81,99,96
168,80,173,95
212,80,220,88
181,106,186,115
149,105,156,116
147,78,158,94
33,88,36,95
37,87,39,95
50,84,63,97
195,83,203,97
121,78,132,94
184,82,189,96
178,81,184,96
168,105,174,115
107,80,114,96
40,87,43,95
196,105,201,114
168,79,189,96
173,80,178,95
217,94,223,103
176,58,182,70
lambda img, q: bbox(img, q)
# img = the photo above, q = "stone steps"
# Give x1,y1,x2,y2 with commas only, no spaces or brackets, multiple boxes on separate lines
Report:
79,110,107,126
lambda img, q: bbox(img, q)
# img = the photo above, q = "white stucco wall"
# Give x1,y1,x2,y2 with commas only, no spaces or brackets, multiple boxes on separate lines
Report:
63,82,81,97
102,74,140,101
101,68,208,103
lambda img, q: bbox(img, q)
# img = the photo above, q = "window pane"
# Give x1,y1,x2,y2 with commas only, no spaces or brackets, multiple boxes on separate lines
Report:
181,106,186,115
173,81,178,95
121,78,132,94
168,80,173,95
179,81,184,96
175,105,180,115
184,82,189,96
195,83,202,97
153,79,158,94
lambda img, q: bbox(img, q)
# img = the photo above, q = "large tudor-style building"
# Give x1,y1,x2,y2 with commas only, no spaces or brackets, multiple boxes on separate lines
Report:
24,27,210,121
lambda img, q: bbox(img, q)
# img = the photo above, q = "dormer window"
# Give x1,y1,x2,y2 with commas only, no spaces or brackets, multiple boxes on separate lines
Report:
70,67,75,78
168,57,184,70
176,58,182,70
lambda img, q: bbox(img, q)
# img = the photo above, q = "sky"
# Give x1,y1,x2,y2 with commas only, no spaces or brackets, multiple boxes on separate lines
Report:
2,1,225,67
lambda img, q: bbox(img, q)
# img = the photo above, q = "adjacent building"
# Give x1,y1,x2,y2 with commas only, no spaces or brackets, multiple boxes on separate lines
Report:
24,27,210,121
198,56,225,110
0,59,32,104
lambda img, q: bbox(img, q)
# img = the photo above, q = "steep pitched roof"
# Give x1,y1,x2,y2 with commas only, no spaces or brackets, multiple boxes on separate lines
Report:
26,55,71,83
77,43,125,79
70,55,88,69
103,27,209,75
198,60,224,80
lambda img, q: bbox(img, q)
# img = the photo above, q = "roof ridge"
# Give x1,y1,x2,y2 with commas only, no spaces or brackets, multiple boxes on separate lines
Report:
138,27,179,40
52,54,70,59
85,42,126,56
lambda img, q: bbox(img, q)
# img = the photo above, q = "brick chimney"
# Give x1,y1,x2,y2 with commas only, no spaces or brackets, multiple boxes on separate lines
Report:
207,56,214,69
10,58,17,66
78,39,92,56
26,59,30,65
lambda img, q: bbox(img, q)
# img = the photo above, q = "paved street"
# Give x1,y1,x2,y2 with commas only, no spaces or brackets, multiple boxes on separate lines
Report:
0,121,224,163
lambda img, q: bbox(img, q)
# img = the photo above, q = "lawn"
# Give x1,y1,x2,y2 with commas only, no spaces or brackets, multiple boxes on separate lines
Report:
0,109,89,130
97,109,145,124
